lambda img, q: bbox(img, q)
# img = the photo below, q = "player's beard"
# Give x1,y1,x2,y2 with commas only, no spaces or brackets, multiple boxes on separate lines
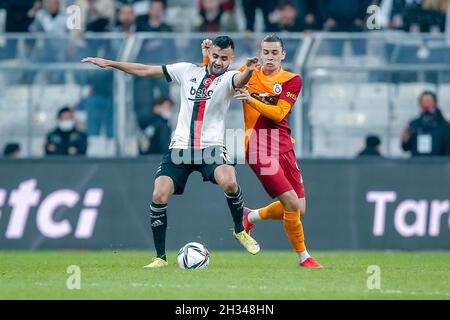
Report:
209,62,228,76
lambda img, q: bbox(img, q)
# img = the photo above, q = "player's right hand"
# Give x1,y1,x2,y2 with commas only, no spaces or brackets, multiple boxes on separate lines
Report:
81,57,110,68
233,86,252,103
245,57,259,71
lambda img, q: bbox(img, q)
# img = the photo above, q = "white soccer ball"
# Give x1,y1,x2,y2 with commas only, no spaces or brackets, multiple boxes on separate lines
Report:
177,242,210,269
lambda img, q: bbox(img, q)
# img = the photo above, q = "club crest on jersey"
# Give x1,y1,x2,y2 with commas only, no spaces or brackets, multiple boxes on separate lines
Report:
273,83,282,95
203,78,213,87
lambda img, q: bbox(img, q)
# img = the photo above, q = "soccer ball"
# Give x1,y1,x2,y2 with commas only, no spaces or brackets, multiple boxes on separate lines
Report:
177,242,210,269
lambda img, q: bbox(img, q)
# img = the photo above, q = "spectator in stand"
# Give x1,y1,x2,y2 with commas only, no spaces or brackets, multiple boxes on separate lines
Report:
447,1,450,34
199,0,236,13
3,0,36,32
115,3,137,33
270,1,303,32
192,0,238,32
421,0,450,33
379,0,449,32
0,0,36,61
78,70,114,139
138,96,174,155
28,0,67,34
242,0,277,32
27,0,68,82
357,135,383,157
45,107,88,156
3,143,22,158
137,0,172,32
401,91,450,156
295,0,321,31
134,0,173,129
75,0,115,32
116,0,167,17
317,0,371,32
378,0,411,31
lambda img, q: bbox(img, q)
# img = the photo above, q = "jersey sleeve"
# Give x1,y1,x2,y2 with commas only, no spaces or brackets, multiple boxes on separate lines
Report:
279,75,302,107
162,62,195,84
238,64,247,72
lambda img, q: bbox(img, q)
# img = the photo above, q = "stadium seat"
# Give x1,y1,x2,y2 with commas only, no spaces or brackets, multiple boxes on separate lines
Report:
354,83,389,104
394,82,436,107
87,136,116,157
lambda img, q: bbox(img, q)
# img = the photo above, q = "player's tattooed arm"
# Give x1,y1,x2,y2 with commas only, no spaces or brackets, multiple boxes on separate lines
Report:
81,57,164,78
232,57,259,88
234,87,292,122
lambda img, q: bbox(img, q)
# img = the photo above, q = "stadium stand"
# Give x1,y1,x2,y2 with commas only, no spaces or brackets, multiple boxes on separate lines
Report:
0,1,449,158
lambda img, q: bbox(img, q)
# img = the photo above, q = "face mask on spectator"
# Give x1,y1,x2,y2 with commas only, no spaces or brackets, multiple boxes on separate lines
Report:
421,104,435,113
58,120,75,132
160,110,172,120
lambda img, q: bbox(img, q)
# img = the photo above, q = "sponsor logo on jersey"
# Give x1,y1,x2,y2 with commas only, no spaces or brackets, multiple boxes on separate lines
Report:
286,91,298,100
189,77,197,83
273,83,282,95
189,86,214,102
251,92,278,105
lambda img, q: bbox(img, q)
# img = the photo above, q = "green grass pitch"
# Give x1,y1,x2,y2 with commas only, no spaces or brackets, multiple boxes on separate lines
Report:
0,250,449,299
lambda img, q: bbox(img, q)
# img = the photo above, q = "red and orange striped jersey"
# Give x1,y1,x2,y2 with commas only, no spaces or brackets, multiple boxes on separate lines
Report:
239,64,302,156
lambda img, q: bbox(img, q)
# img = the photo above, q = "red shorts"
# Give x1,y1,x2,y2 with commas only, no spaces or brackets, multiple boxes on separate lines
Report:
247,149,305,199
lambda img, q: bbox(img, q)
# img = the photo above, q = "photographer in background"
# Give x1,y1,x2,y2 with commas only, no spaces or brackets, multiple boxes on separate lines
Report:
401,91,450,156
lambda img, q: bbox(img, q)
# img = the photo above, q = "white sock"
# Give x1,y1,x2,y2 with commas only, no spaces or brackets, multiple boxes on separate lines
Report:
248,209,262,224
298,250,310,263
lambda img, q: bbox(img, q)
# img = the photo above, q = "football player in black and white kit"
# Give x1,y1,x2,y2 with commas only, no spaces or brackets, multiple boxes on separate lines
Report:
82,36,260,268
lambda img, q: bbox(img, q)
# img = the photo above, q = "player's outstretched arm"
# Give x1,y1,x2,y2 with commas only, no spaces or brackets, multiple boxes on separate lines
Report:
232,57,258,88
81,57,164,78
234,87,292,122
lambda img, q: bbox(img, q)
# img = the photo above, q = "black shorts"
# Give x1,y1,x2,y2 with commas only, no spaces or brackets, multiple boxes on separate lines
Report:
155,146,234,195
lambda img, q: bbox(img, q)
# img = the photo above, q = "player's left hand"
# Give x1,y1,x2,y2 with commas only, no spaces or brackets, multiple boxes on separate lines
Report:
245,57,259,71
81,57,110,68
233,86,252,103
201,39,213,57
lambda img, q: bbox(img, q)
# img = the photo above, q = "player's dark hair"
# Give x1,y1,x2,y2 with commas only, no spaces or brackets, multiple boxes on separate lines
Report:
57,106,73,119
262,34,285,51
419,90,437,104
212,36,234,50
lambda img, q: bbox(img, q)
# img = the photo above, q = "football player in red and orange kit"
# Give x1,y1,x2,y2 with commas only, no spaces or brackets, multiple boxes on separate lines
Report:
202,34,322,268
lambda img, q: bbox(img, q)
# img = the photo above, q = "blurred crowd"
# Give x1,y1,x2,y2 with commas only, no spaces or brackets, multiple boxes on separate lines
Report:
1,0,450,159
1,0,449,34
